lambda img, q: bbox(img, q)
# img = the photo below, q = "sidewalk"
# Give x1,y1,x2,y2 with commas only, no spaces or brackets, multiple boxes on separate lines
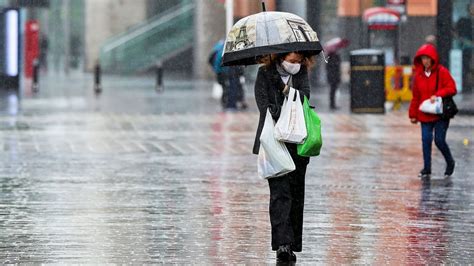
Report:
309,82,474,116
17,70,473,116
1,72,473,264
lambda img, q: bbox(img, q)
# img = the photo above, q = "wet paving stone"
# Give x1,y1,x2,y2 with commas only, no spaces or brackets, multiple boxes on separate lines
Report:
1,81,474,263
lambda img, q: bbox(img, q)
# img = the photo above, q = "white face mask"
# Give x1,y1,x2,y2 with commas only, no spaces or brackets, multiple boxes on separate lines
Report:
281,60,301,75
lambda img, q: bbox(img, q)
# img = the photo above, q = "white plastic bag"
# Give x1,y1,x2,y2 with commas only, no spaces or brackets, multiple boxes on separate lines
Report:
274,87,307,144
212,82,223,100
419,97,443,114
258,109,296,179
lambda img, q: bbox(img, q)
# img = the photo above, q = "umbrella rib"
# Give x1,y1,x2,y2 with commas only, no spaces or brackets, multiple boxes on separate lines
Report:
263,12,270,46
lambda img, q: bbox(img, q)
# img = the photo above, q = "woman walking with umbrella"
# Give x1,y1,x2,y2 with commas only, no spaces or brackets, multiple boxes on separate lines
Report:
324,37,349,110
254,51,314,263
223,7,322,263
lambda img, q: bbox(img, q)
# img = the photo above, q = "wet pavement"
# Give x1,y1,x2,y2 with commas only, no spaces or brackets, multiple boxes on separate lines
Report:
1,73,473,264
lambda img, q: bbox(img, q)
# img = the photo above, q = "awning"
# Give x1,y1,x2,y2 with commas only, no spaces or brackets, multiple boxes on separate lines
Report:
363,7,401,30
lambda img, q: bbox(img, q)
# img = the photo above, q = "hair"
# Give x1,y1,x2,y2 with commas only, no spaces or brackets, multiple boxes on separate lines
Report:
258,52,316,69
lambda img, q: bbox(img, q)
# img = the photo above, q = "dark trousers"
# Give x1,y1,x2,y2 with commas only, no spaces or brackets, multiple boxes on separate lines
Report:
235,77,245,103
421,119,454,171
217,72,241,109
217,73,228,108
268,144,309,252
226,76,238,109
329,83,338,108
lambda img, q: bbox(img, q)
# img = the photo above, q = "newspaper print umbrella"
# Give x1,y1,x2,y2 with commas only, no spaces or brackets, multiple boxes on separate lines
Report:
222,11,322,66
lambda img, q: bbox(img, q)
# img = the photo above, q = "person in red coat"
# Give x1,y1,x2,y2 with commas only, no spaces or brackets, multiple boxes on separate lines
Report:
408,44,457,178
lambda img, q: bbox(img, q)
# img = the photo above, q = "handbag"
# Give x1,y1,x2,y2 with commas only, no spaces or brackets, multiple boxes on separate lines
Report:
212,82,223,99
297,96,323,157
434,69,458,120
258,109,296,179
419,97,443,114
274,87,307,144
440,97,458,120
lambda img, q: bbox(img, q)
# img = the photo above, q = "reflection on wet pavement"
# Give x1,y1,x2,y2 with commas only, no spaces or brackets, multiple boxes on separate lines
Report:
0,82,473,263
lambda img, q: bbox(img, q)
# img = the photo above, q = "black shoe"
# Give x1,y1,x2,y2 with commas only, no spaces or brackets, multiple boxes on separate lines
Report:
444,161,455,178
418,169,431,178
276,245,291,262
290,250,297,262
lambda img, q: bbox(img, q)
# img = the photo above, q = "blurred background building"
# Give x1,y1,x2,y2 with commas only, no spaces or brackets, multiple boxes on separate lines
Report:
0,0,471,93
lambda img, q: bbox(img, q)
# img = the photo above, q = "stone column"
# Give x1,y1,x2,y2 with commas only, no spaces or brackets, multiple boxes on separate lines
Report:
279,0,306,18
84,0,147,71
437,0,453,67
193,0,226,80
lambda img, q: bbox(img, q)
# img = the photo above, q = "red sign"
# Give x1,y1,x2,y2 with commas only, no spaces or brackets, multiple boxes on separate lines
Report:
387,0,405,4
24,20,39,78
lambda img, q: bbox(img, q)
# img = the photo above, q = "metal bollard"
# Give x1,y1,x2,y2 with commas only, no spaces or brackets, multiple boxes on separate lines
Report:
32,59,39,93
94,62,102,94
155,61,164,93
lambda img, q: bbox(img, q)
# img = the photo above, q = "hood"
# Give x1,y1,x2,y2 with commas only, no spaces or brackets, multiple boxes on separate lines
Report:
414,44,439,72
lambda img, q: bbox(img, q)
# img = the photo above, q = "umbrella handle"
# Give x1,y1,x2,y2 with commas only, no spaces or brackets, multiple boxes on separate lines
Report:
321,50,329,64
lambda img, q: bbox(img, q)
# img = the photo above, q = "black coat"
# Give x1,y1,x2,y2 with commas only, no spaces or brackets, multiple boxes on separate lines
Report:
252,64,310,155
326,53,341,86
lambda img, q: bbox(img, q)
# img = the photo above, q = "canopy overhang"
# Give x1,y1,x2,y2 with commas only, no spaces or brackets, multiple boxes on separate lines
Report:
363,7,401,31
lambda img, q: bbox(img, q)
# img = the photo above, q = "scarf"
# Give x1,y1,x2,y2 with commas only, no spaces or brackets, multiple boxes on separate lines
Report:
276,63,291,77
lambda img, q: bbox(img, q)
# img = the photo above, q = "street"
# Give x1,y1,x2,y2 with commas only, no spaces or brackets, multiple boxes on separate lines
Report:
1,73,473,264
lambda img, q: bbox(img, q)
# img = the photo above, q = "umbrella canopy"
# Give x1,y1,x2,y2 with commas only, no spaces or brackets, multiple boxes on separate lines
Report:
222,11,322,66
209,39,226,73
323,37,350,54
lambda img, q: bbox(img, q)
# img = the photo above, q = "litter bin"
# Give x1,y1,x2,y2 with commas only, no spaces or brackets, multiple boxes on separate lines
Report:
350,49,385,113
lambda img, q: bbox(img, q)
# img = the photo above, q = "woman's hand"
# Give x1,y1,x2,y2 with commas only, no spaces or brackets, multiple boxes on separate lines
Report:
410,118,418,124
430,95,437,103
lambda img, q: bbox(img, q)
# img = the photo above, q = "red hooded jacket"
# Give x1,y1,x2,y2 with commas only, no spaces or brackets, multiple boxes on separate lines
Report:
408,44,457,122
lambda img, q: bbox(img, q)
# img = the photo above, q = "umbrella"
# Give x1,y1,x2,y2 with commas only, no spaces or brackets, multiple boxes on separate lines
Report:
323,37,350,54
222,11,322,66
209,39,225,72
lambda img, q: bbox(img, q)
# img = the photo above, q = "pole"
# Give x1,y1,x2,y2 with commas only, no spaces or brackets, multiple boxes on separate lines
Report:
94,61,102,94
359,0,363,48
32,58,39,93
437,0,453,68
225,0,233,35
306,0,322,86
63,0,70,75
155,61,164,93
261,1,266,12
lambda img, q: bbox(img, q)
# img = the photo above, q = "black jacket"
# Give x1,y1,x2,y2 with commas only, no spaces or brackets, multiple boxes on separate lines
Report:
326,53,341,86
252,64,310,155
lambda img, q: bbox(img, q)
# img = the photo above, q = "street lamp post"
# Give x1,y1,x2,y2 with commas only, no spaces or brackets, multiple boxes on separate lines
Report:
225,0,233,35
63,0,70,75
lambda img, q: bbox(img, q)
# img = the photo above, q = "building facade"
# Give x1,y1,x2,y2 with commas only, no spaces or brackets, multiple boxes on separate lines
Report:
2,0,469,90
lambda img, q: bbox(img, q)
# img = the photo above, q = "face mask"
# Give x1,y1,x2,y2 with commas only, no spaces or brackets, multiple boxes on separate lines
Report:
281,60,301,75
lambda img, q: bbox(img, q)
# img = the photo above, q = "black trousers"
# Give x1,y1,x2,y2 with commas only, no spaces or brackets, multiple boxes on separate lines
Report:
329,82,338,108
217,72,243,109
268,143,309,252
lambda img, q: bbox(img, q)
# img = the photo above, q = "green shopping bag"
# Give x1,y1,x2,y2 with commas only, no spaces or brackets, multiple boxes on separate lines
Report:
297,96,322,157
